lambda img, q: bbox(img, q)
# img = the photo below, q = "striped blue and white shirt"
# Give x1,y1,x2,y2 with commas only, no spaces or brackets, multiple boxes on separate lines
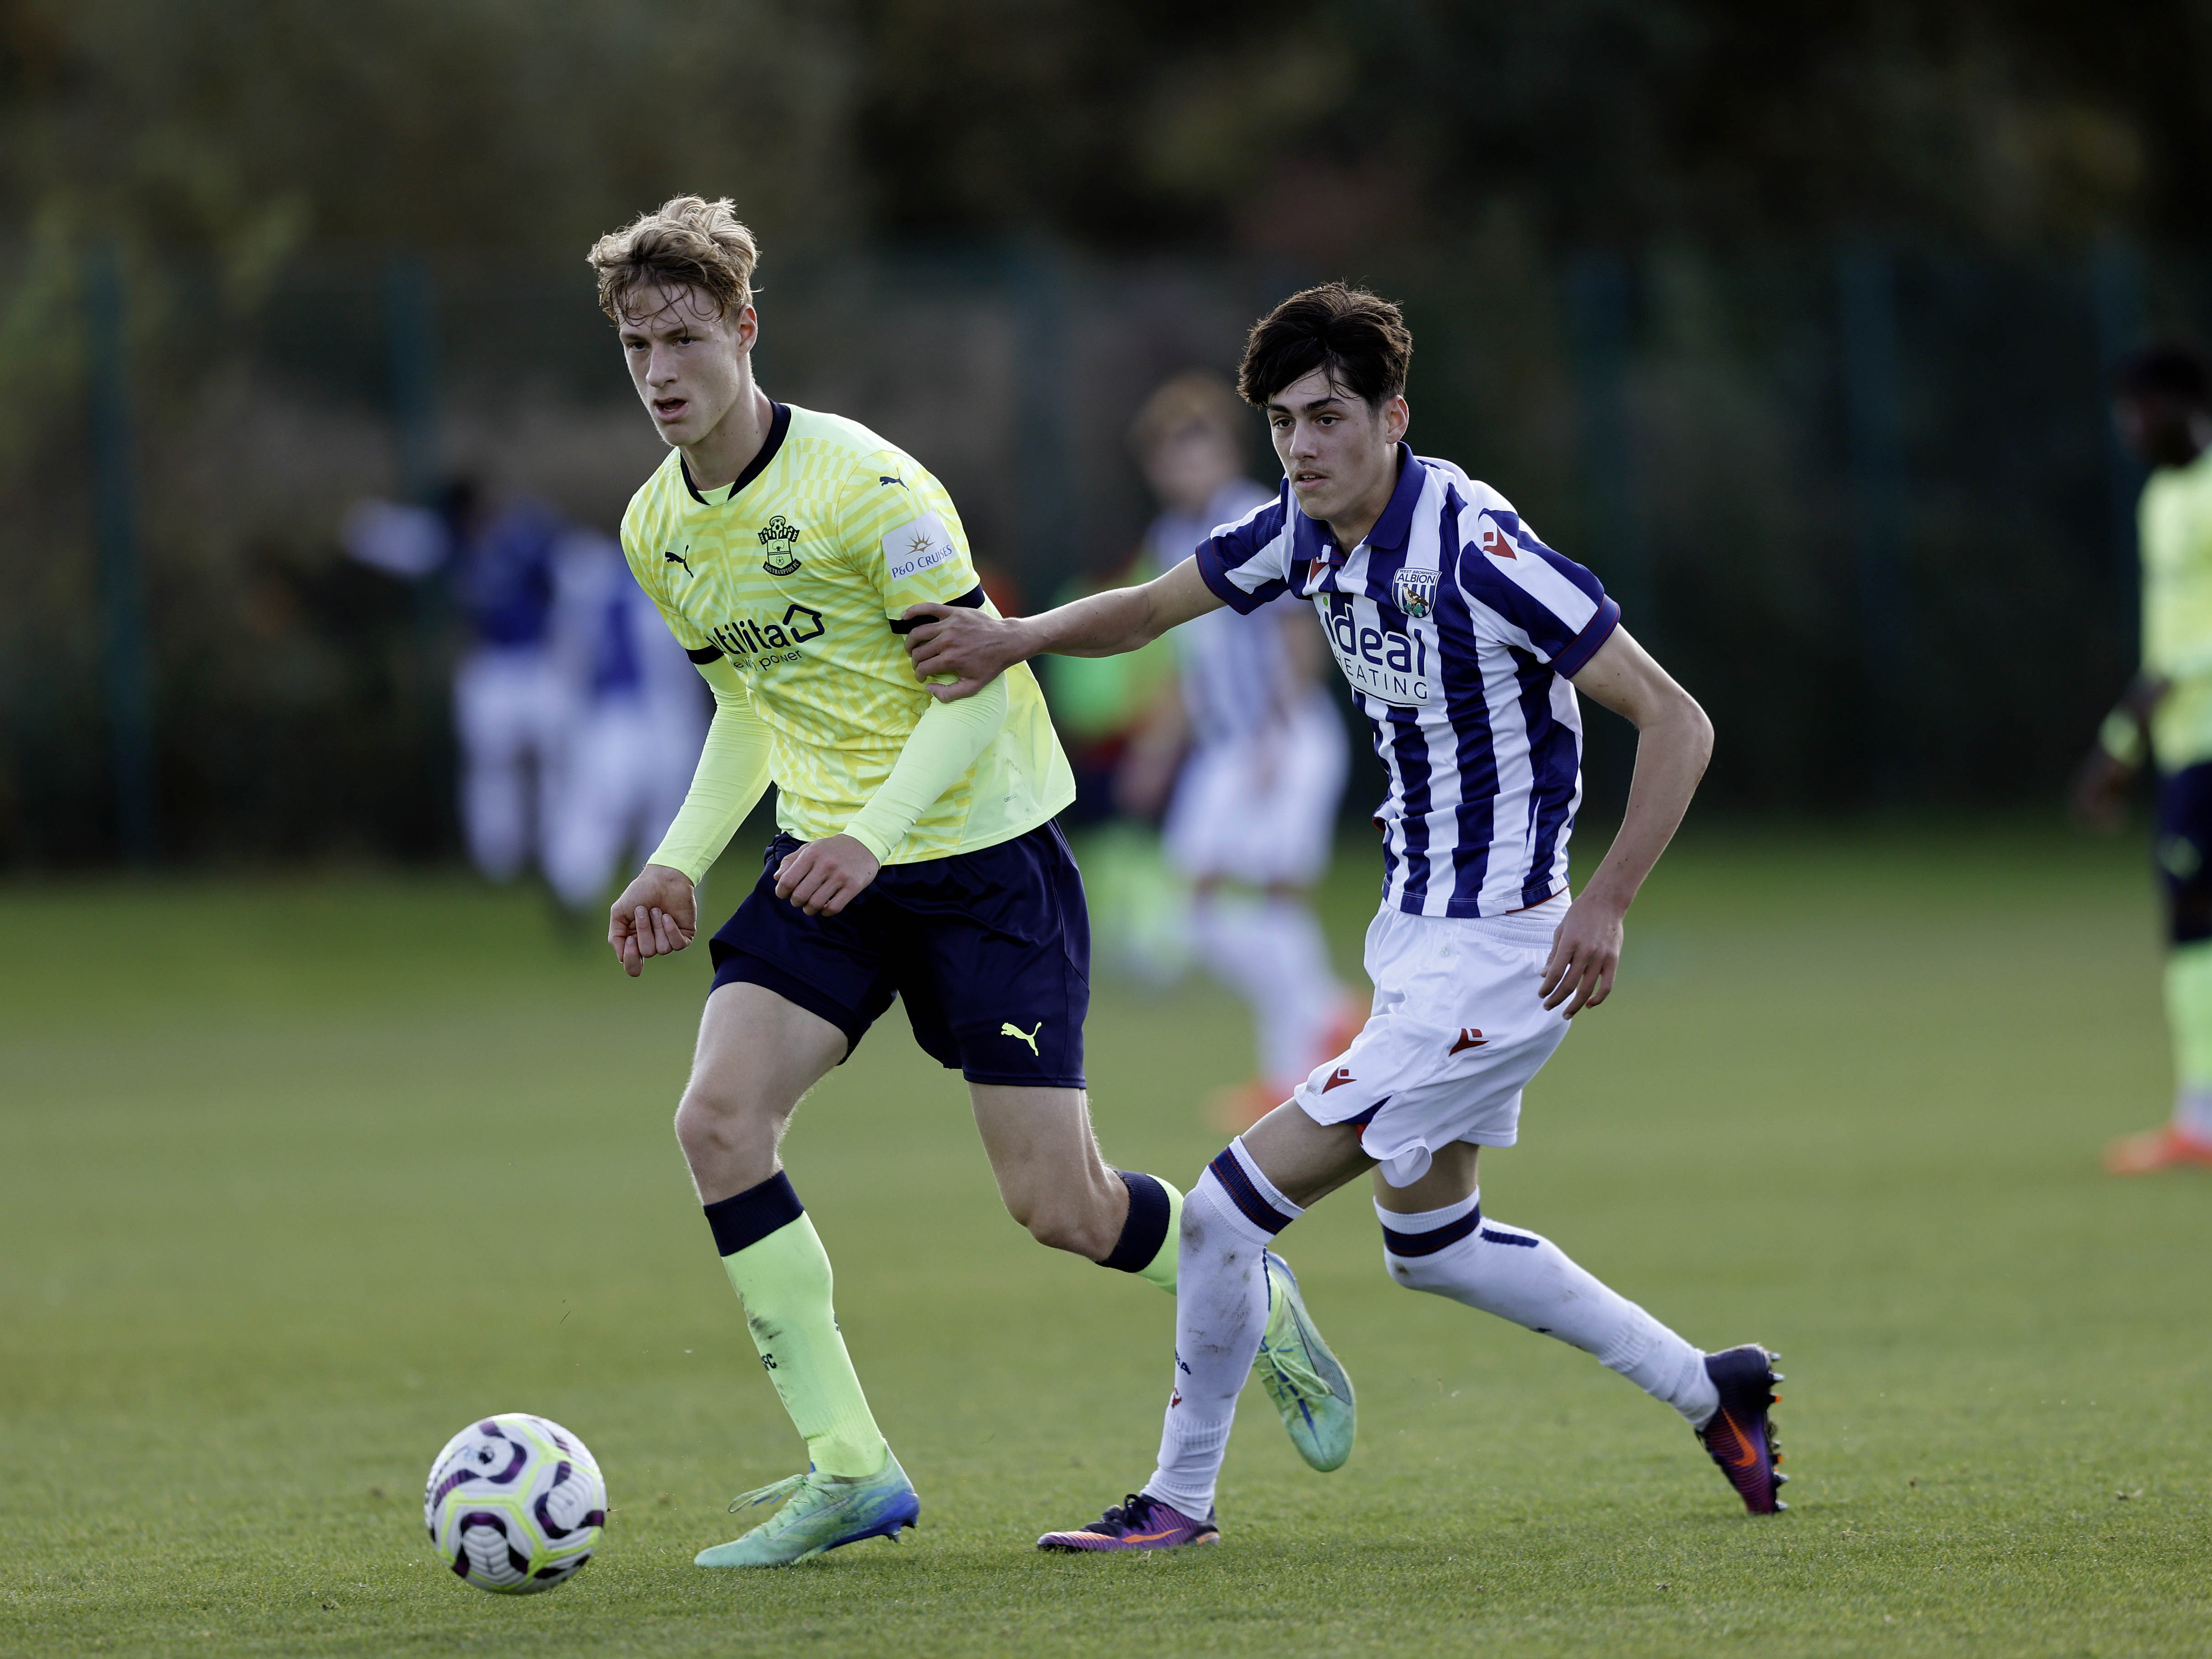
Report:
1195,445,1619,919
1144,478,1286,747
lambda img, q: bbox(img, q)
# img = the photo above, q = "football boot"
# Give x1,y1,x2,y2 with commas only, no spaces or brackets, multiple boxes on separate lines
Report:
1252,1250,1356,1472
1037,1491,1219,1552
1696,1344,1787,1515
694,1451,919,1567
2105,1124,2212,1175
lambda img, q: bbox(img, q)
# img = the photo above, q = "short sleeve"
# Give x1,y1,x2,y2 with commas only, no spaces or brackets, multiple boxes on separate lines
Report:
1193,493,1297,613
620,494,713,656
1453,501,1619,675
836,453,987,623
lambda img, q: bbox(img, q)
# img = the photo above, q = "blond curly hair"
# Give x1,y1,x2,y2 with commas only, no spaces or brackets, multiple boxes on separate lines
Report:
587,195,759,322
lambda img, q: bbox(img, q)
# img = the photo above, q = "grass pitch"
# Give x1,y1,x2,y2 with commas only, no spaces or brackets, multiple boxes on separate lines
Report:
4,823,2210,1657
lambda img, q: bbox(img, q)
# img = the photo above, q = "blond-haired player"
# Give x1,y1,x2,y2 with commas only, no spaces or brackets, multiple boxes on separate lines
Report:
588,198,1354,1566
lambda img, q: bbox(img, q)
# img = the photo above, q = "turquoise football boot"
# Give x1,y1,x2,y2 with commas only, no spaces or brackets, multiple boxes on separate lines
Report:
694,1451,920,1567
1252,1251,1356,1472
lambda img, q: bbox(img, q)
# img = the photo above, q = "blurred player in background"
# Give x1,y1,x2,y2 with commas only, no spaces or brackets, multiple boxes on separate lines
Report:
343,479,572,884
2073,343,2212,1174
908,284,1784,1551
585,197,1353,1569
1116,373,1357,1126
1036,538,1187,985
542,532,710,912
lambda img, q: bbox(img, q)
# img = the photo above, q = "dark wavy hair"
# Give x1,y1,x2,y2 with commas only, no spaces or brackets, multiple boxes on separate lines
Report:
2115,341,2212,409
1237,283,1413,409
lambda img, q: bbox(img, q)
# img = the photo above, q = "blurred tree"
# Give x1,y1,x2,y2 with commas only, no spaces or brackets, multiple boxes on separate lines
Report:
851,0,2190,258
0,0,2198,260
0,0,855,260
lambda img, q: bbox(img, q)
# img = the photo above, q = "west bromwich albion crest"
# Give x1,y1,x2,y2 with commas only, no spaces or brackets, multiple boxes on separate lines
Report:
1391,566,1438,619
758,514,802,577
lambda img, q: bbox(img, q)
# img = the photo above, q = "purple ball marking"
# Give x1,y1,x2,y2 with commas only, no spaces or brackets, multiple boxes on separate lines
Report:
533,1463,577,1539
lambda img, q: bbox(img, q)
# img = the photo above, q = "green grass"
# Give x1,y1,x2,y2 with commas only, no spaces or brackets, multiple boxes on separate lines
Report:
4,824,2210,1656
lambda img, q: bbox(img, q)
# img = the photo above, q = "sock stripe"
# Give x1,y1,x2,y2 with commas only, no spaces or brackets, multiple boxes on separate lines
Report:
1100,1171,1172,1272
702,1171,805,1257
1207,1148,1296,1236
1379,1202,1484,1257
1479,1226,1539,1248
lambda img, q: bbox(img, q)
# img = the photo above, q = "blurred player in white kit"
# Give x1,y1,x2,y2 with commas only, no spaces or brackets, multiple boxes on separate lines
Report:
1119,374,1356,1124
345,479,573,882
543,533,711,911
345,484,706,905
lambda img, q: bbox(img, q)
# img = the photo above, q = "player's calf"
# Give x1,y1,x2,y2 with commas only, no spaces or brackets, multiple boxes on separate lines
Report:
1375,1192,1713,1421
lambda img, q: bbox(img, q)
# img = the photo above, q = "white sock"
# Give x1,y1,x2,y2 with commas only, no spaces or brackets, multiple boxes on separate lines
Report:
1191,894,1342,1088
1143,1141,1302,1517
1377,1192,1719,1427
2176,1086,2212,1141
1252,898,1342,1086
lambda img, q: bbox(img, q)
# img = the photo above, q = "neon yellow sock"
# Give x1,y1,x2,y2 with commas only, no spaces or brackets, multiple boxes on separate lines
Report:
721,1214,887,1479
1139,1179,1185,1294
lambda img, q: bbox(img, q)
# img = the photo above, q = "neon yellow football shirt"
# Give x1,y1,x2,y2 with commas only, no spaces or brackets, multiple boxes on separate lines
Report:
2141,446,2212,771
622,402,1074,865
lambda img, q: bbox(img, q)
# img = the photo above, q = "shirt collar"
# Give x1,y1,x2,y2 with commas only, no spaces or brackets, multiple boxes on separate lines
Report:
1360,443,1424,552
1292,442,1422,568
680,402,791,506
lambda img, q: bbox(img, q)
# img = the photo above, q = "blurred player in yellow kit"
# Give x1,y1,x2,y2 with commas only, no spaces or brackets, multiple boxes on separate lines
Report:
587,196,1354,1566
2075,344,2212,1172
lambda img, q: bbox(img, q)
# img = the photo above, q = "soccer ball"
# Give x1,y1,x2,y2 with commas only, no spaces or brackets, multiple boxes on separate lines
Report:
423,1413,607,1594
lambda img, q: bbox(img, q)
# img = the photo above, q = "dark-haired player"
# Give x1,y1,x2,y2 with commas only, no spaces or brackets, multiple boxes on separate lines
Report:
906,283,1785,1550
586,198,1353,1567
2076,343,2212,1174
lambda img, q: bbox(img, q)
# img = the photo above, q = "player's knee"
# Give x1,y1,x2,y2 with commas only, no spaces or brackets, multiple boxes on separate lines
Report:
673,1083,772,1162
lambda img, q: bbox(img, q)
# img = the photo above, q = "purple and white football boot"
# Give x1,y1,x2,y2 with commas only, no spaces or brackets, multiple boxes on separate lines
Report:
1036,1491,1219,1552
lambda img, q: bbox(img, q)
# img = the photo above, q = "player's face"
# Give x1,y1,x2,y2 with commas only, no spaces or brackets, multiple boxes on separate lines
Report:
1142,421,1242,517
617,284,755,449
2115,393,2211,471
1266,369,1409,533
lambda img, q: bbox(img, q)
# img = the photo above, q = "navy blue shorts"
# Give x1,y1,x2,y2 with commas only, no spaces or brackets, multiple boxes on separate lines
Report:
2158,762,2212,945
708,823,1090,1088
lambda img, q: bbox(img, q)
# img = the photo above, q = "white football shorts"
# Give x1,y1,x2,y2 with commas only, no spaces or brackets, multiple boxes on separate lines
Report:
1293,894,1571,1187
1163,689,1348,888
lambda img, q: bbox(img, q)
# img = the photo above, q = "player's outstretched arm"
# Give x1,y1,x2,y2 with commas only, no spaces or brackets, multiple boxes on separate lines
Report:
2071,673,2165,830
900,555,1224,700
1543,628,1714,1017
608,863,699,977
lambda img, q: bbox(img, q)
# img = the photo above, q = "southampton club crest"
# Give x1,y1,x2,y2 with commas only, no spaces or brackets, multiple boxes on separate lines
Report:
1392,567,1438,620
757,514,803,577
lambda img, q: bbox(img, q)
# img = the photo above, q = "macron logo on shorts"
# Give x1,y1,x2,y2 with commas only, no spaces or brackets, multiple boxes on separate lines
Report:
1321,1067,1356,1093
1450,1028,1488,1054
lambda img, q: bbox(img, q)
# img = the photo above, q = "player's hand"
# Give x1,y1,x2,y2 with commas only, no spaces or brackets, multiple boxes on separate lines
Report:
774,834,880,916
609,863,698,978
901,604,1026,701
1540,892,1624,1017
2069,746,2135,833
